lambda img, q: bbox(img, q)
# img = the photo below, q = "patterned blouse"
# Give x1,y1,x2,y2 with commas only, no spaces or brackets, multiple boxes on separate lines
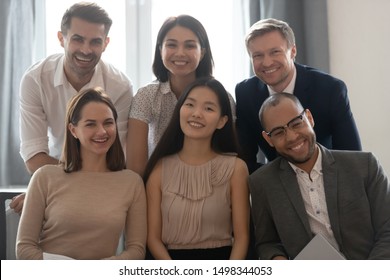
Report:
129,81,177,157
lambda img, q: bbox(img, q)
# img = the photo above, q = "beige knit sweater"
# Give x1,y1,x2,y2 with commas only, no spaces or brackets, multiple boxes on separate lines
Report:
16,165,147,260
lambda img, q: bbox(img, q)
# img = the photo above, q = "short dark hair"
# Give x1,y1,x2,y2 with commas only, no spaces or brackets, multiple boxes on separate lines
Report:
143,78,238,182
258,92,304,129
152,15,214,82
61,2,112,36
62,87,125,172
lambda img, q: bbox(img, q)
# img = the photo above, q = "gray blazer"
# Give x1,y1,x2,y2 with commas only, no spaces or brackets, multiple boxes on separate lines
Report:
249,144,390,259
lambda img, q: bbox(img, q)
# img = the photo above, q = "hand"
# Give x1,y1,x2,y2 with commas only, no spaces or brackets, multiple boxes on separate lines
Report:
9,193,26,215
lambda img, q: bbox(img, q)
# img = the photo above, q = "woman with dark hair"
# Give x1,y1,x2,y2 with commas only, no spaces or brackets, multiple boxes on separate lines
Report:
145,78,249,260
127,15,235,176
16,88,146,260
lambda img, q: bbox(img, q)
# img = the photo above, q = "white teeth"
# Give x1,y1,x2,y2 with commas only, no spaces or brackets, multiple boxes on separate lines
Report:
93,138,108,143
189,121,203,128
174,61,186,66
76,56,92,62
291,142,304,150
264,68,277,74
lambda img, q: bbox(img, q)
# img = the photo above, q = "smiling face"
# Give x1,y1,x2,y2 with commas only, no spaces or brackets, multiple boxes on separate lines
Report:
179,86,227,142
261,98,318,171
160,25,204,80
58,17,109,81
248,30,296,93
69,101,116,160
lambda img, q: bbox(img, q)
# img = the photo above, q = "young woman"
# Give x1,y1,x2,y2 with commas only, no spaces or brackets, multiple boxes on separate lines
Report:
144,78,249,260
16,88,146,260
127,15,235,176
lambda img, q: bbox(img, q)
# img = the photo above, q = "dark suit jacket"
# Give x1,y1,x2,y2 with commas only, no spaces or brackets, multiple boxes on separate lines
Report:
248,145,390,260
235,63,362,173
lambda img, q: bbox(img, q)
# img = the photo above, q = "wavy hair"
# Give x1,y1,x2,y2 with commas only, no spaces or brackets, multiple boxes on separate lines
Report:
61,2,112,36
245,18,295,51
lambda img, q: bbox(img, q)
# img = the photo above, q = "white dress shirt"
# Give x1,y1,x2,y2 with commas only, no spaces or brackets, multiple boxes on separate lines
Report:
289,147,339,250
268,66,297,95
19,54,133,162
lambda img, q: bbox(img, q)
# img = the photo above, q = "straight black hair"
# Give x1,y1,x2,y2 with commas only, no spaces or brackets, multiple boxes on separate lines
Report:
143,78,239,182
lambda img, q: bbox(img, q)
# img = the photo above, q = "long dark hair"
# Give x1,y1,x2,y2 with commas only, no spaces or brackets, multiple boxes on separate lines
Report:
61,87,125,173
152,15,214,82
143,78,239,182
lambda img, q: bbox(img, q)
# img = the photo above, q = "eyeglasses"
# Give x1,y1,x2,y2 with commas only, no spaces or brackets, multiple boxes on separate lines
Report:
265,110,306,139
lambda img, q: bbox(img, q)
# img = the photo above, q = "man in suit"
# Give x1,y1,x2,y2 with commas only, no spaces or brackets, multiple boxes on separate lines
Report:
249,92,390,260
236,18,361,174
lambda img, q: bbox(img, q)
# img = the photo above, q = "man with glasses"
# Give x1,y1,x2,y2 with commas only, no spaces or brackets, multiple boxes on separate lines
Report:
235,18,361,174
249,92,390,260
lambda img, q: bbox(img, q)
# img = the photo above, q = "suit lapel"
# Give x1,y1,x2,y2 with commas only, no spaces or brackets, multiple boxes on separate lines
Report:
279,159,312,236
293,64,311,106
320,145,342,245
256,79,270,116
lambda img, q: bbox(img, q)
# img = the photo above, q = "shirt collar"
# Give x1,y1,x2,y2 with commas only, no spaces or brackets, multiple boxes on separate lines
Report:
289,145,323,176
268,65,297,95
53,56,104,89
53,56,66,87
160,80,173,95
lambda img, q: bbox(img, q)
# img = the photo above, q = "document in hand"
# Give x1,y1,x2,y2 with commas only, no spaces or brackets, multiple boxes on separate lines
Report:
294,233,346,260
43,252,74,260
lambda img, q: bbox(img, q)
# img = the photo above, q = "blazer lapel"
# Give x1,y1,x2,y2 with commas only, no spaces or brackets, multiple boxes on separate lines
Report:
256,78,270,112
320,145,342,245
279,159,312,236
293,63,311,106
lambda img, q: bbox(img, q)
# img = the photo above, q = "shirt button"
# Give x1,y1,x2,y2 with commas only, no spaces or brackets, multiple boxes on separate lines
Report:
316,210,320,214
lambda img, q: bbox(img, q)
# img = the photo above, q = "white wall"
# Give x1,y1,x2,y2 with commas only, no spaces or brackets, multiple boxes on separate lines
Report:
327,0,390,174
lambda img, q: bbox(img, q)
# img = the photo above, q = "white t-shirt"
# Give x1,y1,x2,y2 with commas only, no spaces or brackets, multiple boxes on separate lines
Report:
19,54,133,162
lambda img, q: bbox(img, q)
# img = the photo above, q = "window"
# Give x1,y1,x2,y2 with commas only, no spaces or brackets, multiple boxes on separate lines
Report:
43,0,249,94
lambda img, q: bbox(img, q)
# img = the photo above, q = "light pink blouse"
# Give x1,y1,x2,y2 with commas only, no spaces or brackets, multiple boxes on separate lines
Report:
161,153,236,250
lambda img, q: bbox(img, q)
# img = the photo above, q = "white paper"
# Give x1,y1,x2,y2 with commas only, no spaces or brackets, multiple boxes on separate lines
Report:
294,233,346,260
43,252,74,260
